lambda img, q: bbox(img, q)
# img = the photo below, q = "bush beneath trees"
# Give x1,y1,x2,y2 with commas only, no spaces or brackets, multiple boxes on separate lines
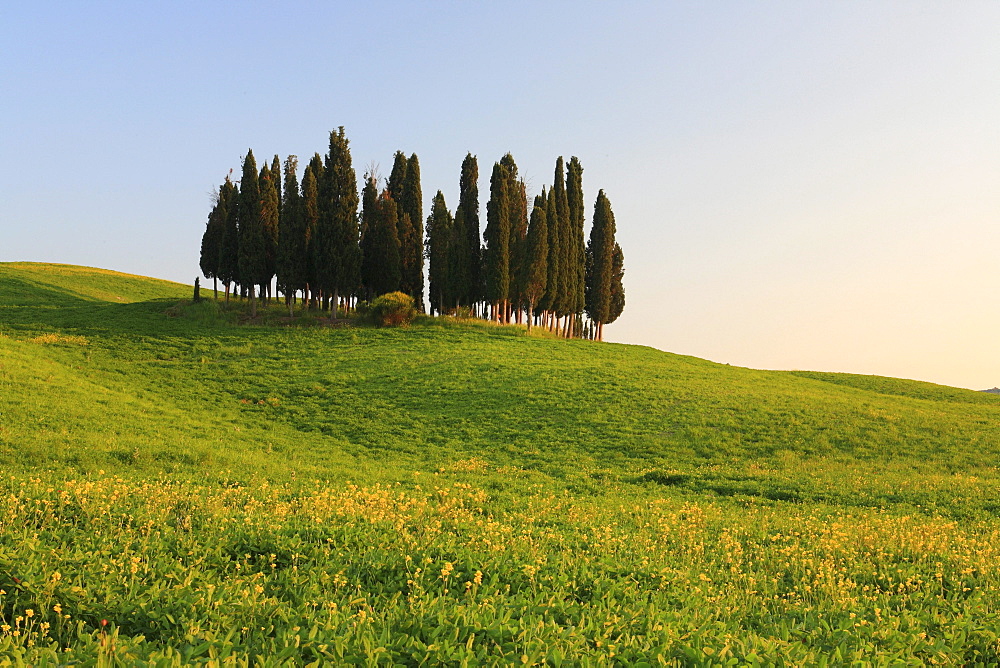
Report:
369,292,417,327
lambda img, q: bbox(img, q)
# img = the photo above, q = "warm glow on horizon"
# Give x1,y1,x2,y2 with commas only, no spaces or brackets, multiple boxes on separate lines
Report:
2,3,997,388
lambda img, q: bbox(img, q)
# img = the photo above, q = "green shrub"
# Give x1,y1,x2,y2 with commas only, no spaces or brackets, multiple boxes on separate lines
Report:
370,291,417,327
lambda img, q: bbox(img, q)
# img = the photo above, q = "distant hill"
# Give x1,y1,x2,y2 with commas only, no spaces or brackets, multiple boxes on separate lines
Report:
982,387,1000,394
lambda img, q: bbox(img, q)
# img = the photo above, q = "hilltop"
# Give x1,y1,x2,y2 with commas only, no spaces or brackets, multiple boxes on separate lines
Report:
2,262,1000,663
3,262,998,494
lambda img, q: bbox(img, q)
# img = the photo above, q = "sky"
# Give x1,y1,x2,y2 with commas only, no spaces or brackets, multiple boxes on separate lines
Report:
2,2,998,389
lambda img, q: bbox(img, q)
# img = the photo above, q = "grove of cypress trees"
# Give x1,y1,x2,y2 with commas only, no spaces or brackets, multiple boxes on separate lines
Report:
216,176,240,302
201,141,620,333
522,190,549,331
238,150,267,317
585,189,616,341
455,153,480,310
425,190,453,315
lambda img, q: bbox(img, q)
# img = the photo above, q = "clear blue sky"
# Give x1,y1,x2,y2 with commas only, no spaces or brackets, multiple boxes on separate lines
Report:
3,2,998,389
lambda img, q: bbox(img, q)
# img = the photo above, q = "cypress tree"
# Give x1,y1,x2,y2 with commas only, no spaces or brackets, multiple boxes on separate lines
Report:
271,154,282,212
552,157,572,329
585,189,616,340
509,178,528,321
277,155,305,316
259,162,280,303
401,153,424,310
314,127,360,315
199,187,225,299
237,150,267,317
216,176,239,301
425,190,453,315
359,172,379,300
607,242,625,326
566,157,587,333
447,206,470,311
301,154,323,307
368,190,402,297
522,190,549,331
387,151,408,204
539,182,560,329
484,156,516,321
387,151,420,305
455,153,480,311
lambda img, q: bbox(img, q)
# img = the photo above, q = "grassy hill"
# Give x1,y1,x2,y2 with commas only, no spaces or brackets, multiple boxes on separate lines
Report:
2,262,999,664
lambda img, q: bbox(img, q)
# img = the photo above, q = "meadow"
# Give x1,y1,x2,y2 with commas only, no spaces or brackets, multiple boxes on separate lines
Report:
2,262,1000,665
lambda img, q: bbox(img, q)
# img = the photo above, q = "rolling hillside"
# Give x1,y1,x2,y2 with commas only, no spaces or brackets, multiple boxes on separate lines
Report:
2,262,999,663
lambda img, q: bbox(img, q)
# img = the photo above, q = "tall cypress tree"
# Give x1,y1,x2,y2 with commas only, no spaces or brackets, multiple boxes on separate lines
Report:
259,162,280,302
271,154,282,212
199,187,225,299
359,172,379,300
387,151,418,303
607,242,625,326
302,154,323,307
314,127,360,314
566,157,587,333
369,190,402,297
552,157,572,328
585,189,616,340
277,155,305,316
238,150,267,316
401,153,424,310
484,155,517,320
509,178,528,320
216,176,240,301
522,190,549,331
447,207,470,311
302,153,323,308
387,151,408,203
539,182,560,328
455,153,480,310
425,190,453,315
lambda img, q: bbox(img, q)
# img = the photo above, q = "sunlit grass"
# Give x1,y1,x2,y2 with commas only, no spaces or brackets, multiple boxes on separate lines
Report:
2,262,1000,663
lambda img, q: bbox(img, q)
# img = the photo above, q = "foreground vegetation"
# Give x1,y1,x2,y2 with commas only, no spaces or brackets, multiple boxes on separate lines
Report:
2,262,1000,664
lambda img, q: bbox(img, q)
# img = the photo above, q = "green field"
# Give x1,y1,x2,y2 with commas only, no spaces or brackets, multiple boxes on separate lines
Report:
2,262,1000,665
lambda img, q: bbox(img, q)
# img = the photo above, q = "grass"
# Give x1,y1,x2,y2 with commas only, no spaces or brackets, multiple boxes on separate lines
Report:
2,262,1000,664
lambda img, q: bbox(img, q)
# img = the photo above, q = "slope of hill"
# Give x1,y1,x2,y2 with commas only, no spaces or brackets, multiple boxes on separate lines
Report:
2,262,999,663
